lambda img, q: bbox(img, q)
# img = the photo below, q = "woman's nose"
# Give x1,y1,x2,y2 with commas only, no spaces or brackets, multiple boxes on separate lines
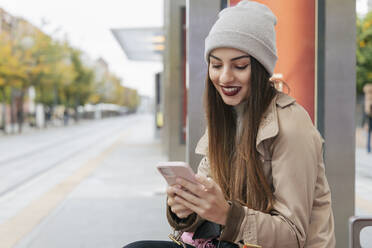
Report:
220,67,234,84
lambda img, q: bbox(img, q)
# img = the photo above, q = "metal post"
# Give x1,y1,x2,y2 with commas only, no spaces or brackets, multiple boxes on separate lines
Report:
186,0,220,170
318,0,356,246
163,0,186,161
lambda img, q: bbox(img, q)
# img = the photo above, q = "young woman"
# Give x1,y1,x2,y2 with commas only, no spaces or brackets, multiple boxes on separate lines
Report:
125,1,335,247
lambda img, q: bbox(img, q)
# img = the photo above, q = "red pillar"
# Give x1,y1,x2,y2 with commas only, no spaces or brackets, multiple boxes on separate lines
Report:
229,0,316,122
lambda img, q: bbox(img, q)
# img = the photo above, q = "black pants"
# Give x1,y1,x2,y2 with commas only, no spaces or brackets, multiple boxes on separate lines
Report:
123,240,194,248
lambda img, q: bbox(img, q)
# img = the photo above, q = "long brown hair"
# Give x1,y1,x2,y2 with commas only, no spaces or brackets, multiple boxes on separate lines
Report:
205,56,277,213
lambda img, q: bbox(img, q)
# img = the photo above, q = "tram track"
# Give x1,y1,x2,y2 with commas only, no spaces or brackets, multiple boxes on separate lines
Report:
0,120,115,167
0,116,134,198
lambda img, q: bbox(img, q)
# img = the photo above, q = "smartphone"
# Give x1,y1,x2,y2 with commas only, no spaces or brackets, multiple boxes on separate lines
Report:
156,161,197,185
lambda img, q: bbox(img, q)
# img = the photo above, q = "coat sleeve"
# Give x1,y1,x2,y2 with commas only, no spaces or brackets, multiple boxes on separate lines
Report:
220,104,326,247
166,156,210,231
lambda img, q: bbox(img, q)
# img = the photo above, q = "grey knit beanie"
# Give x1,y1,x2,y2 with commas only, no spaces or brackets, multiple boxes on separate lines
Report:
204,0,277,75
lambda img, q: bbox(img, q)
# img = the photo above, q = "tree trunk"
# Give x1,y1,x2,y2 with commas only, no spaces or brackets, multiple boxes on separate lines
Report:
17,88,25,134
10,88,15,134
0,88,6,134
74,96,79,123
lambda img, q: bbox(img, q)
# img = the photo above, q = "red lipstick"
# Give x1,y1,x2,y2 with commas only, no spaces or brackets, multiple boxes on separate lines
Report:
221,86,241,96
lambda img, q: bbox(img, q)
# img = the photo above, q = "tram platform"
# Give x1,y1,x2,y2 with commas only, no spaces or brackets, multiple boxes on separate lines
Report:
3,114,172,248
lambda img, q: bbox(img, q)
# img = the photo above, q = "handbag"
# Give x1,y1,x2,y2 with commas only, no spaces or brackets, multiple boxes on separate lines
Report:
180,221,239,248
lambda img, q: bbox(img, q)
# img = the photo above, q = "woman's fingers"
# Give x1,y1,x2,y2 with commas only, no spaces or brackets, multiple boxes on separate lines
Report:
175,178,206,197
176,210,193,219
173,208,193,219
169,199,194,219
174,195,200,214
167,196,175,206
170,202,191,213
168,177,229,224
166,186,175,197
167,185,195,218
173,185,205,206
166,185,182,198
174,175,229,225
195,174,215,191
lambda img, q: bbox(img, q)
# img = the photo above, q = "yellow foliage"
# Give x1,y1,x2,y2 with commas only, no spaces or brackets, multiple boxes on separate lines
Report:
12,79,22,88
89,94,100,104
360,40,366,48
363,20,372,31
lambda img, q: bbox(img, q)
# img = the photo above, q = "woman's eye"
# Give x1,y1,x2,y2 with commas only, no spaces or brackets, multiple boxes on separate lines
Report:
235,65,249,70
211,64,222,69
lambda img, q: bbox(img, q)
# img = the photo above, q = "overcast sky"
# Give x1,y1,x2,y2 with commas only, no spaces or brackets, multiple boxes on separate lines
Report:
0,0,164,96
357,0,369,16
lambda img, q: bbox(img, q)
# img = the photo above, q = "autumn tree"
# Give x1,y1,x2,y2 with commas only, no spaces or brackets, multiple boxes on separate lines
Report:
0,15,140,133
357,12,372,93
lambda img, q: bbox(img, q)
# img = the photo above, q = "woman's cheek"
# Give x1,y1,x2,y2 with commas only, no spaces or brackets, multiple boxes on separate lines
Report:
209,69,218,83
209,78,219,90
211,81,220,92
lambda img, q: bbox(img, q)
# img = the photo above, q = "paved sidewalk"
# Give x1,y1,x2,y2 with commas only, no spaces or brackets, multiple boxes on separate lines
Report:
356,148,372,169
356,126,371,150
13,114,172,248
355,148,372,214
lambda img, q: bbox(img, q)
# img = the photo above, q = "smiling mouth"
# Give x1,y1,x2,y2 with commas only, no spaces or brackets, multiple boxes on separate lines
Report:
221,86,241,96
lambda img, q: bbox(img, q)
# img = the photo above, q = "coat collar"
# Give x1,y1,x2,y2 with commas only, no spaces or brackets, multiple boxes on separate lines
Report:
256,92,296,156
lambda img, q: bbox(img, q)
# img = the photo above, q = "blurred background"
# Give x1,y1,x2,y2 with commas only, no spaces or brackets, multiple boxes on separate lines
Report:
0,0,370,247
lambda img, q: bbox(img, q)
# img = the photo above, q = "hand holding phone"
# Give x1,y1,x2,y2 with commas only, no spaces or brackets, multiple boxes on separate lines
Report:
159,161,196,219
156,161,197,185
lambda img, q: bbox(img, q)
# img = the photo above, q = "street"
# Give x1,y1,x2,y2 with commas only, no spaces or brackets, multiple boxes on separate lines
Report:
0,114,371,247
0,114,171,248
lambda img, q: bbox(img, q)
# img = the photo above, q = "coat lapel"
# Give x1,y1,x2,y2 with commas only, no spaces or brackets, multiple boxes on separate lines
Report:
256,92,296,157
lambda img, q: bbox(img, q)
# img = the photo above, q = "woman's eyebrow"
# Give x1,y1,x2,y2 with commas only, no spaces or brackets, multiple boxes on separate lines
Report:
231,55,251,61
209,54,250,61
209,54,221,61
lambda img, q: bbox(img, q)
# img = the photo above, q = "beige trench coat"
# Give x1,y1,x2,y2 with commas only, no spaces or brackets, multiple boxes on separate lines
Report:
167,92,336,248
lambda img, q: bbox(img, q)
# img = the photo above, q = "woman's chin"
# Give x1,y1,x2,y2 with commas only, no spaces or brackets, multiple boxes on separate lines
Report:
220,91,246,106
222,99,242,106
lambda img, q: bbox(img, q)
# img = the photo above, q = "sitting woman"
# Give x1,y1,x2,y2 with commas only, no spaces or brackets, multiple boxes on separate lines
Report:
124,1,335,247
